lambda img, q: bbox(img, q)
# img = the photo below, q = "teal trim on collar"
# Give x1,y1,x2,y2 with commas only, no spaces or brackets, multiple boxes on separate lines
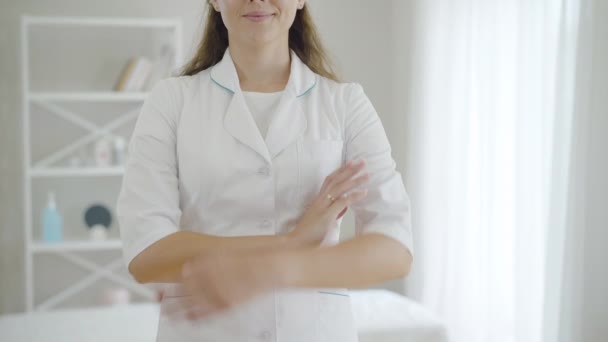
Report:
296,75,318,98
318,291,350,297
211,73,317,98
211,74,235,94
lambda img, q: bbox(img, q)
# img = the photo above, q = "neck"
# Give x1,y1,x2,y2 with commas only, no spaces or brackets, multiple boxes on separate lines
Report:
228,38,291,93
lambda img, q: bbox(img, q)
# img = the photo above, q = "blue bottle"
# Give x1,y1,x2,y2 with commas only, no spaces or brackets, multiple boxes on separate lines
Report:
42,192,63,243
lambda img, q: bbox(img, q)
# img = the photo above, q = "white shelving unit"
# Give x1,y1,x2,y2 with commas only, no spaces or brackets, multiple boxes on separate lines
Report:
29,167,126,178
21,15,183,312
30,92,150,102
31,240,124,253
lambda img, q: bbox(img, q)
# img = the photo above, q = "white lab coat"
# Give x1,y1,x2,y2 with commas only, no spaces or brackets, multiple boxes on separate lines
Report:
116,49,414,342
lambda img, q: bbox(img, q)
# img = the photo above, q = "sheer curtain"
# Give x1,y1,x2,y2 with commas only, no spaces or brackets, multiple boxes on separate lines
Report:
544,0,605,341
402,0,590,341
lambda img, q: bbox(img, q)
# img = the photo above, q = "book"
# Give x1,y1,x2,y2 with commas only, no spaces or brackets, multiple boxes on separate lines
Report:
114,57,153,92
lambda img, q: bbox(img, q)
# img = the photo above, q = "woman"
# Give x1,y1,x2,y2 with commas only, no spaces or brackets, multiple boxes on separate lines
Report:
117,0,414,341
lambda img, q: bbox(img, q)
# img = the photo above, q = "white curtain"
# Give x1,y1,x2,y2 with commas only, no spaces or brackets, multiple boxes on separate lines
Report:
543,0,606,341
402,0,594,341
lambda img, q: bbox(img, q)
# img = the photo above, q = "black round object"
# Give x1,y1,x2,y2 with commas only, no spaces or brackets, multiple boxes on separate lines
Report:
84,204,112,229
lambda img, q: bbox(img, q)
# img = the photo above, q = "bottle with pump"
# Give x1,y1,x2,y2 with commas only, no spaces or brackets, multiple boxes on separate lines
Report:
42,192,63,243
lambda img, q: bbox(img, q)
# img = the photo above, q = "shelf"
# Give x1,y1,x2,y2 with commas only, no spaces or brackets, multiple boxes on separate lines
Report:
30,92,149,103
24,16,180,29
30,167,125,178
31,240,123,253
22,14,182,312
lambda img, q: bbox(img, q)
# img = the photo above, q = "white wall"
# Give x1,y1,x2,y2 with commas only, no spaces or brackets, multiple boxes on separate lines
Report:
581,0,608,338
0,0,410,314
391,0,417,295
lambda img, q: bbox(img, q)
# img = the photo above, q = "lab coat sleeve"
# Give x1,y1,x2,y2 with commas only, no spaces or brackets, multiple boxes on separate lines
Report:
343,83,415,258
116,79,182,268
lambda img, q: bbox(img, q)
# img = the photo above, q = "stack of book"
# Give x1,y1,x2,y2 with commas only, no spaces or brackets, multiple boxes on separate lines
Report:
114,45,175,92
113,57,153,92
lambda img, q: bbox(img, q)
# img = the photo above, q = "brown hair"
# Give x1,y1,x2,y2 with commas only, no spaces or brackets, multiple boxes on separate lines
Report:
179,3,339,82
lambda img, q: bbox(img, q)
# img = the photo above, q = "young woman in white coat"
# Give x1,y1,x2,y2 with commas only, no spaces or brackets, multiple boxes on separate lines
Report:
117,0,414,341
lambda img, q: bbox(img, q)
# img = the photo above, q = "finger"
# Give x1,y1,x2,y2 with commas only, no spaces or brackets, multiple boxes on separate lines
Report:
328,172,370,200
186,305,206,321
186,301,217,321
321,159,366,194
177,262,219,317
321,160,354,189
327,159,356,180
337,206,348,219
327,190,368,217
194,287,229,317
163,296,197,320
163,286,215,322
320,159,366,195
183,262,232,316
182,278,217,314
318,162,351,195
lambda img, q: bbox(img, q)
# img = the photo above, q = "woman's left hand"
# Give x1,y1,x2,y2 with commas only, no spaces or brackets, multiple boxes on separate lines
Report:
167,251,281,321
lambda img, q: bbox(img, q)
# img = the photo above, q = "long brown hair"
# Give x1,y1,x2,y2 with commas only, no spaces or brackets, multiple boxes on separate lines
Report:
179,2,339,82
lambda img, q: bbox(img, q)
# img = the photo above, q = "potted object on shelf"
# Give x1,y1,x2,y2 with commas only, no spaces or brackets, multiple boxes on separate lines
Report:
94,137,113,167
84,204,112,241
112,136,127,166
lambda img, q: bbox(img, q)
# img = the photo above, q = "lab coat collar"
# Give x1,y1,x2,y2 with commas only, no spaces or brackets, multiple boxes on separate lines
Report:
211,48,316,163
209,48,318,97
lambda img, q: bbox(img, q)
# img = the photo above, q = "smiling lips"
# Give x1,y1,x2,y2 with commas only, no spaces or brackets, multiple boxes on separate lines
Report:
243,11,275,22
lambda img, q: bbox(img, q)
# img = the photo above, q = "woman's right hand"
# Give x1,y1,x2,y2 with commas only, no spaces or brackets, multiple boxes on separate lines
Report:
287,159,370,247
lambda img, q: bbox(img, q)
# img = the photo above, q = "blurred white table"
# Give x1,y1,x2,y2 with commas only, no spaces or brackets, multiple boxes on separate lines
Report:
0,289,448,342
352,290,448,342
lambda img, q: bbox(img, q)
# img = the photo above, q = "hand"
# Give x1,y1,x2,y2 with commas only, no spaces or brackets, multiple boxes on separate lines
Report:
166,251,280,322
288,159,370,246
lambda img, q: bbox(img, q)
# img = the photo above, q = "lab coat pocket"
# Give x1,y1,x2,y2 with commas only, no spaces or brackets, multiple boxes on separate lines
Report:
296,140,344,208
317,289,358,342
